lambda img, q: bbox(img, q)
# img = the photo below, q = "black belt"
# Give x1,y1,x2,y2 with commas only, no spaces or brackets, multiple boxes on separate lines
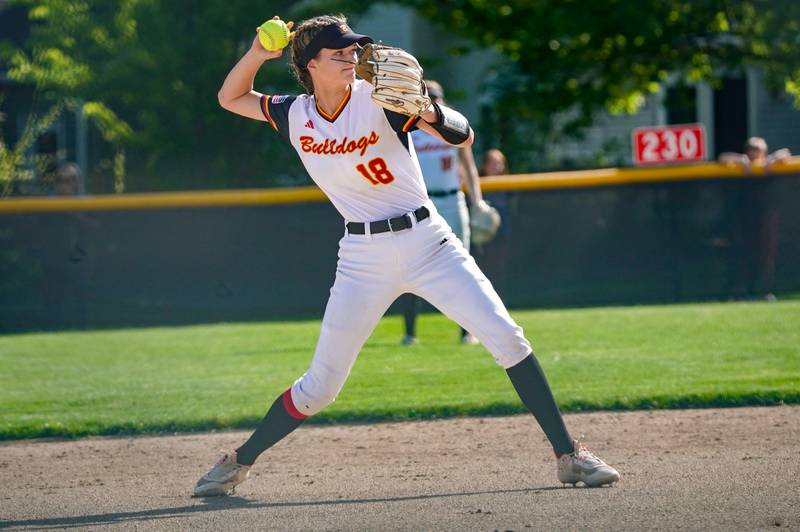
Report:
428,188,460,198
346,206,430,235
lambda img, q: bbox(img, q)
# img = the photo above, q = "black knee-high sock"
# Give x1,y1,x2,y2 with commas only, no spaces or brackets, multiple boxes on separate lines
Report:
506,354,574,456
235,389,307,465
402,293,420,337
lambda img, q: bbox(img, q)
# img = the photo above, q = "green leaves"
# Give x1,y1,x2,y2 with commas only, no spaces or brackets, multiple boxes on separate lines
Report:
403,0,800,169
786,76,800,108
7,47,91,88
0,99,64,195
1,0,310,190
3,0,798,187
81,102,132,143
0,0,140,192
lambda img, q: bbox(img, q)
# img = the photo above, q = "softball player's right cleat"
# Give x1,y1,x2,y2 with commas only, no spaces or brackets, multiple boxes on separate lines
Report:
557,440,620,487
193,450,251,497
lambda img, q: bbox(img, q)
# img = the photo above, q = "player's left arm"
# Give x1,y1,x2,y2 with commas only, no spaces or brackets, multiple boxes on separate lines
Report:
416,104,474,148
457,146,484,205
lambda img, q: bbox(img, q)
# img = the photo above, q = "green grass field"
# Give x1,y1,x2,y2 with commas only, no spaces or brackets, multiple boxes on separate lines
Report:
1,300,798,440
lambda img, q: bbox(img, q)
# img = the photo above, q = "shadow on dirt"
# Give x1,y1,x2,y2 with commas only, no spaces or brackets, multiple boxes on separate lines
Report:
0,486,569,529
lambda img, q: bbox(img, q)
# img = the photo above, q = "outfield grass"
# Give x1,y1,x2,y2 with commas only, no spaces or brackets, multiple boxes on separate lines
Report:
1,300,798,440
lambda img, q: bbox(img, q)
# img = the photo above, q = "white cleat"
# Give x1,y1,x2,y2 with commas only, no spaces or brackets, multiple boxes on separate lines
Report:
557,440,620,487
194,450,251,497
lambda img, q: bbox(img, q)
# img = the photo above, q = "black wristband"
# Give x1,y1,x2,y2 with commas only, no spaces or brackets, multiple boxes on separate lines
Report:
425,102,470,145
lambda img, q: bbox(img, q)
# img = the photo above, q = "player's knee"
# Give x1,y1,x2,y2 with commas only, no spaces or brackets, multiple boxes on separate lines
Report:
486,326,532,369
290,372,344,417
297,391,337,416
495,343,533,369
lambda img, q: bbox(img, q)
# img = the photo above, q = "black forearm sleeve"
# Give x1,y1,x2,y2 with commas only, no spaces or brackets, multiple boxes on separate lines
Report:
426,102,471,145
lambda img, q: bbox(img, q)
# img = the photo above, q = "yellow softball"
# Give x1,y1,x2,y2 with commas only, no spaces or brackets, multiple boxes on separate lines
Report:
258,19,290,51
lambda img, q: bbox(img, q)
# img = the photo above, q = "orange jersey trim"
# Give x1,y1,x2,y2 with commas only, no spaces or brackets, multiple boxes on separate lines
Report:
315,85,351,122
402,115,420,132
261,95,278,131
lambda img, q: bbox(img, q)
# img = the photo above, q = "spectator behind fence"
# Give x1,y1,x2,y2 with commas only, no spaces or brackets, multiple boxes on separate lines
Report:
53,162,83,196
718,138,791,301
480,148,508,177
40,162,94,328
719,137,791,171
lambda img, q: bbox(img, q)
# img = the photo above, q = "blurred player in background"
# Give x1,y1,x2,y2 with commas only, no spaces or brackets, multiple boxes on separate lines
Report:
400,80,485,346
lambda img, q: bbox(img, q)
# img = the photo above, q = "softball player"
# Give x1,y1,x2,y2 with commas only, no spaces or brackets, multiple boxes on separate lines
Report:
195,14,619,496
401,80,482,346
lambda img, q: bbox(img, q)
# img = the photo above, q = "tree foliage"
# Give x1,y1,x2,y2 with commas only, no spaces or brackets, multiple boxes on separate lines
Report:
1,0,310,191
3,1,799,188
0,98,63,195
404,0,800,169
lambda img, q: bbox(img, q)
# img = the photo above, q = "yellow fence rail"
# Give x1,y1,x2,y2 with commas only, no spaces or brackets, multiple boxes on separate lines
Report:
2,157,799,213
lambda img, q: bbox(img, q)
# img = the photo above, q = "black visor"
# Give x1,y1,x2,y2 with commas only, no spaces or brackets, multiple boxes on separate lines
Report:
300,23,373,67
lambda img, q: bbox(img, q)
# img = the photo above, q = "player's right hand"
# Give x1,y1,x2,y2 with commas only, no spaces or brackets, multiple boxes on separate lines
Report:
249,17,294,61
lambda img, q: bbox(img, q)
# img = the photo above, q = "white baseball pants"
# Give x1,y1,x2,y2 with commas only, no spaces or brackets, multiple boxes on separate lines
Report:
290,202,531,416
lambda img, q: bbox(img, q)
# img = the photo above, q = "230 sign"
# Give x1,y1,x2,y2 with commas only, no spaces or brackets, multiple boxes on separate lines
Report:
632,124,706,165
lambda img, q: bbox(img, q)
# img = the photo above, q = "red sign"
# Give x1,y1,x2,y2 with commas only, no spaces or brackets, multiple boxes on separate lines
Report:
632,124,706,165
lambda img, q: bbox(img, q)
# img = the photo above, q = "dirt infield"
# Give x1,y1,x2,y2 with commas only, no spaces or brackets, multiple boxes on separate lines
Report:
1,406,798,531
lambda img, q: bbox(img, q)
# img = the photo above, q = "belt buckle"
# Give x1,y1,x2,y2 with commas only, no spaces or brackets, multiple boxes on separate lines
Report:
389,213,412,232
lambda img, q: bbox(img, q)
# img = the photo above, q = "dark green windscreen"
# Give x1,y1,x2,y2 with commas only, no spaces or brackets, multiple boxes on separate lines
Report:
1,174,797,331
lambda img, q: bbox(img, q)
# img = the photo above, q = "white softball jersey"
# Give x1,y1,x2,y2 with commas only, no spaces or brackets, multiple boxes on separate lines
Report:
410,129,461,192
410,129,471,248
262,80,428,223
260,79,531,417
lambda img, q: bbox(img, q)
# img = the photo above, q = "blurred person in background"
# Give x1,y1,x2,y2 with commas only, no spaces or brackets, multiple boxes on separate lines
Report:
718,137,791,170
400,80,485,346
53,161,83,196
480,148,508,176
40,162,94,328
719,137,791,300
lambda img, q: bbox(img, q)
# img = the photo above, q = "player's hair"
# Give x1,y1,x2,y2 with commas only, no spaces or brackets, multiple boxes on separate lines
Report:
290,14,348,95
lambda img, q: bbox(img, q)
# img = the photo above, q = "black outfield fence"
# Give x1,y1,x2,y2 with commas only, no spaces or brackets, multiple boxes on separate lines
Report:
1,161,799,332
